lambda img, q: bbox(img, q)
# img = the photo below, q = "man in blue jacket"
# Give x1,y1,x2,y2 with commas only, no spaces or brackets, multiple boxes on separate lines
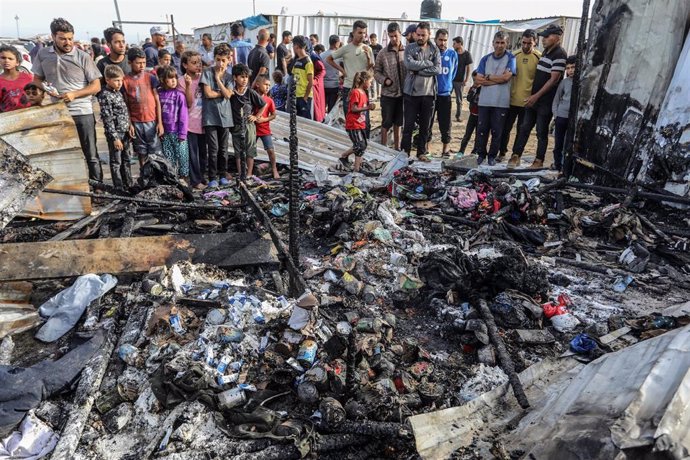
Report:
230,22,253,66
429,28,457,157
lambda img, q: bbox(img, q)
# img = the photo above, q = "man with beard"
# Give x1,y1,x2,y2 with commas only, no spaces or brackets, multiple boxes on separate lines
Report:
400,21,440,162
98,27,130,89
499,29,540,163
428,28,457,157
33,18,103,183
199,33,214,67
509,24,567,169
144,26,166,70
374,22,405,150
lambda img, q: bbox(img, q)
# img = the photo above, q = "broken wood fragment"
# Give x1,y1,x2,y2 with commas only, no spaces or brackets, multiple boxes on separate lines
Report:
0,233,278,281
476,298,530,409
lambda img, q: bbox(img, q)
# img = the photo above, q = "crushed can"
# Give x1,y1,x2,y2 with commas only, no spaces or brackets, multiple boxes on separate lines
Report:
286,357,305,373
304,363,329,391
217,387,246,410
217,326,244,343
277,296,290,308
169,307,185,335
217,355,231,373
205,346,215,367
252,308,266,325
297,381,319,404
297,340,318,367
356,317,383,333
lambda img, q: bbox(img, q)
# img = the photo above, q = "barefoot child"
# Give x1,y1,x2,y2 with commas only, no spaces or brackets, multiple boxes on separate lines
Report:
252,76,279,179
157,65,190,181
340,70,375,172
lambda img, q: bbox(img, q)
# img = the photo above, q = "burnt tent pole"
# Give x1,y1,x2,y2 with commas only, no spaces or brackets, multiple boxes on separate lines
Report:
239,108,248,181
564,0,591,179
287,75,300,287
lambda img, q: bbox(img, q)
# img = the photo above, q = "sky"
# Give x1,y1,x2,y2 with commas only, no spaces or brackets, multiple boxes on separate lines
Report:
0,0,586,42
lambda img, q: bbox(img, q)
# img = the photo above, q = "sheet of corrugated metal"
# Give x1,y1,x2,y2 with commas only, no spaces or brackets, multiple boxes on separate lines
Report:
562,17,582,55
0,103,91,221
235,111,396,172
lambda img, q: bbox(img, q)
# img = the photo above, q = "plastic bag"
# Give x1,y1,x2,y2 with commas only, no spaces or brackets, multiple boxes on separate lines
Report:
570,333,597,354
551,313,580,332
35,274,117,342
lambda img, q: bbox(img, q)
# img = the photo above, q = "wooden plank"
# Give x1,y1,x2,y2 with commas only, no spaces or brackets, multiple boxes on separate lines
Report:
0,233,279,281
49,201,121,241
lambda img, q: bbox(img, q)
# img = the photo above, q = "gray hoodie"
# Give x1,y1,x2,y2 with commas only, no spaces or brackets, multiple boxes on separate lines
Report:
403,41,440,97
552,77,572,119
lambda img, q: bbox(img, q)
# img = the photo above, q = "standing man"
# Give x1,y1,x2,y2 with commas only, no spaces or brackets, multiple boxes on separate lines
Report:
369,33,383,99
327,21,374,133
98,27,130,87
172,40,185,74
199,33,214,67
474,31,516,166
276,31,292,76
374,22,405,150
230,22,253,66
144,26,166,70
33,18,103,182
322,34,342,114
500,29,540,163
509,24,567,168
309,34,319,48
430,28,457,156
400,22,440,162
248,29,271,86
452,36,473,121
404,24,417,45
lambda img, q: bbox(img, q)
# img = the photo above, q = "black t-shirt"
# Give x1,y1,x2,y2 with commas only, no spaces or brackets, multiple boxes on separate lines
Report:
453,50,473,82
248,45,271,81
97,55,131,91
229,87,266,126
277,43,289,72
371,43,383,60
531,44,567,108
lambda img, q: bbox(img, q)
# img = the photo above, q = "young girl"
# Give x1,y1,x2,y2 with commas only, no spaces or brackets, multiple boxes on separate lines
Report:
340,70,375,173
252,76,279,179
270,70,287,112
156,65,190,181
178,50,207,189
0,45,32,112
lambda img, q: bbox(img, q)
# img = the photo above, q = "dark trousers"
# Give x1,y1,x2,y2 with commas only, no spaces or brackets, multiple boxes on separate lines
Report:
205,125,229,181
476,106,508,160
553,116,569,169
188,132,208,186
325,87,339,114
430,94,452,145
401,95,435,156
106,138,132,189
452,81,464,119
342,87,370,138
297,97,312,119
513,105,553,161
72,114,102,182
499,105,525,156
460,113,478,153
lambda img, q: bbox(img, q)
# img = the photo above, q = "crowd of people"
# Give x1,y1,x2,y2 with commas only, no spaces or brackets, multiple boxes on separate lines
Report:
0,17,576,193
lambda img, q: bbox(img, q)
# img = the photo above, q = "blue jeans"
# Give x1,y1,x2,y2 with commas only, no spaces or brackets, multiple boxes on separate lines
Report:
476,106,508,160
297,97,312,119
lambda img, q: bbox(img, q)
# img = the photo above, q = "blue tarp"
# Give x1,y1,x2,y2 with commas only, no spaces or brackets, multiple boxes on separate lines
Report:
242,15,271,30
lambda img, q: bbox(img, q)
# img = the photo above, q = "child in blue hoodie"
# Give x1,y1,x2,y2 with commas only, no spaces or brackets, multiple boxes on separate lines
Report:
428,29,458,157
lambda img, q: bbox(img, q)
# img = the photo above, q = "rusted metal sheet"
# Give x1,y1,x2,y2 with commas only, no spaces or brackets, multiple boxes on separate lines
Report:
0,138,52,229
0,233,279,281
0,103,91,220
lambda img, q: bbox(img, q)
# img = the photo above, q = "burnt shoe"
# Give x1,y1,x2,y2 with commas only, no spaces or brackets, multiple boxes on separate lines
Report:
529,159,544,169
507,154,521,168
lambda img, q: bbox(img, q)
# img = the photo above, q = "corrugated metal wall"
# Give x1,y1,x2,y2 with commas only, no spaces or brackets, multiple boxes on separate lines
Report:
275,15,500,59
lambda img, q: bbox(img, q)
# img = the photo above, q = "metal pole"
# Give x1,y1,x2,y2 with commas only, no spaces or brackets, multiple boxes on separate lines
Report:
14,15,19,38
253,0,256,15
171,14,176,45
564,0,591,179
113,0,122,25
287,76,300,277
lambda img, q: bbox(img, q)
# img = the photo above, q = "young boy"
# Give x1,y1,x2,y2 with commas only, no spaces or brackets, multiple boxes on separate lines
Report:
23,82,45,107
123,47,163,167
199,43,234,187
253,76,279,179
459,71,481,156
270,70,287,112
97,64,133,190
229,63,265,179
551,55,576,172
291,36,313,119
